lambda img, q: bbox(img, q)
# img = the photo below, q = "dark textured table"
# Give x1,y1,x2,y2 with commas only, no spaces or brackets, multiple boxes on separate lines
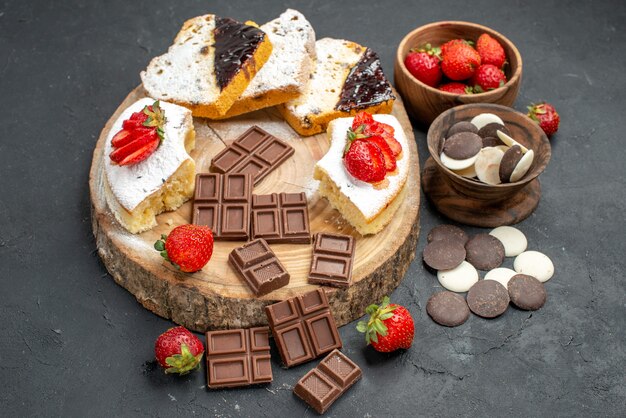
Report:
1,1,624,416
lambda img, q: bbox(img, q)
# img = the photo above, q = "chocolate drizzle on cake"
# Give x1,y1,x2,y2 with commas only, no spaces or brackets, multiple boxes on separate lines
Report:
335,48,395,112
213,17,266,91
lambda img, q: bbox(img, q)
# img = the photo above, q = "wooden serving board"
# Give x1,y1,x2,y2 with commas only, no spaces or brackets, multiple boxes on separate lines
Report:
89,86,420,332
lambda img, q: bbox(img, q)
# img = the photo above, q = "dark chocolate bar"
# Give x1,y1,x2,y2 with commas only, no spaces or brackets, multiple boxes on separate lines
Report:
229,238,290,296
264,289,342,368
211,126,294,185
205,327,272,389
293,349,362,414
251,192,311,244
308,233,355,288
192,173,252,240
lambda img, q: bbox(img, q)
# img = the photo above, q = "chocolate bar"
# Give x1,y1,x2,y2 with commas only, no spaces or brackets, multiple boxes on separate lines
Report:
229,238,290,296
293,349,362,414
192,173,252,240
205,327,272,389
264,289,342,368
251,192,311,244
211,126,294,185
308,233,355,288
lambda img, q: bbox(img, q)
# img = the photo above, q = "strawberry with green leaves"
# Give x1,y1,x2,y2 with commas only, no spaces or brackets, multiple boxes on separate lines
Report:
154,224,214,273
154,326,204,375
527,102,560,137
404,43,442,88
476,33,506,68
441,42,481,81
356,296,415,352
471,64,507,92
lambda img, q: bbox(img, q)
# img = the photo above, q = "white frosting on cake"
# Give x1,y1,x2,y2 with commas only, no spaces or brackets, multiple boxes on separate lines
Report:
104,98,194,211
315,114,410,219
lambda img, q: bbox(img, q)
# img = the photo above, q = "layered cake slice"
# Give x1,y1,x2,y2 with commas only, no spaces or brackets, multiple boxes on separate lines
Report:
314,112,409,235
141,14,273,119
216,9,316,119
278,38,395,136
103,98,196,233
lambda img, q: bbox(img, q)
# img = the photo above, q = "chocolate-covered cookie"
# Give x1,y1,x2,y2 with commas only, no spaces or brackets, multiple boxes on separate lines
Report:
477,122,510,139
499,145,523,183
442,132,482,160
427,291,470,327
427,224,469,245
423,239,466,271
465,234,505,270
482,136,505,148
467,280,510,318
447,121,478,138
508,274,547,310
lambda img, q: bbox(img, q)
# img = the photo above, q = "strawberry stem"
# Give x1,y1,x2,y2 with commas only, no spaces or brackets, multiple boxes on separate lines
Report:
356,296,397,345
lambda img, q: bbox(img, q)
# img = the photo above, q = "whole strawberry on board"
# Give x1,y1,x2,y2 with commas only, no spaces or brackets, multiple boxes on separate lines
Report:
356,296,415,352
404,44,442,88
155,326,205,375
475,33,506,68
527,102,560,137
154,224,214,273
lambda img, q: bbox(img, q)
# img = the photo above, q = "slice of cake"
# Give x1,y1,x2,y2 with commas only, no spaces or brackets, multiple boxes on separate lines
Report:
141,14,273,119
215,9,316,119
278,38,395,136
313,113,409,235
103,98,196,233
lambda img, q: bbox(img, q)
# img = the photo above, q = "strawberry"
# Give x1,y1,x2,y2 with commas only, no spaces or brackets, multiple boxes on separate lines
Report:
404,44,442,88
109,130,159,164
154,326,204,375
527,102,560,137
351,111,402,157
476,33,506,68
123,112,148,130
111,129,133,148
117,137,159,166
351,111,374,130
366,135,396,171
439,82,473,95
441,39,470,56
471,64,507,92
356,296,414,352
441,43,481,81
154,224,214,272
343,138,386,183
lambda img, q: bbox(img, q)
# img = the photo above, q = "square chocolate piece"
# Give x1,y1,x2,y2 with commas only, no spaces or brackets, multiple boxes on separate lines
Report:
211,126,294,185
308,233,356,288
251,192,311,244
229,238,290,296
264,289,342,367
205,327,272,389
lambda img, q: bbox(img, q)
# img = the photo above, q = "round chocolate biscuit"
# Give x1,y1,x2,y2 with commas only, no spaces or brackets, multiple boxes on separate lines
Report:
427,224,469,245
427,291,470,327
482,136,505,148
499,145,523,183
508,274,547,310
442,132,482,160
477,122,510,139
423,239,466,271
465,234,505,270
467,280,510,318
447,121,478,138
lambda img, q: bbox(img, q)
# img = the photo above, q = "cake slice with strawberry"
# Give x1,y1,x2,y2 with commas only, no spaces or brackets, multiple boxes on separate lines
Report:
313,112,410,235
103,98,196,234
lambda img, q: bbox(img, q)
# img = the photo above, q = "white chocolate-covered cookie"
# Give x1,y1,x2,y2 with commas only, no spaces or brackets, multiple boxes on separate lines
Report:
514,251,554,282
510,150,535,182
471,113,504,130
475,147,504,185
437,261,479,292
440,152,478,171
489,226,528,256
484,267,517,288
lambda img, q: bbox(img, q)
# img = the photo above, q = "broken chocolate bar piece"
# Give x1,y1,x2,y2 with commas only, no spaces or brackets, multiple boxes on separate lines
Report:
205,327,272,389
229,238,290,296
251,192,311,244
192,173,252,240
308,232,355,288
293,349,362,414
211,126,294,185
264,289,342,368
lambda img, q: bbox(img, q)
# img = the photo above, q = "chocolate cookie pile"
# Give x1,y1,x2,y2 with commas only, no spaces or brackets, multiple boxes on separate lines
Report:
422,224,554,327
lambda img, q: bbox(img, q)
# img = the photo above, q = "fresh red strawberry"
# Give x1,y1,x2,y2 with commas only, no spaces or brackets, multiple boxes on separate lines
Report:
154,224,214,272
404,44,442,87
356,296,414,352
441,43,481,81
439,82,473,95
441,39,470,56
111,129,133,148
476,33,506,68
352,110,374,131
527,102,560,137
343,139,386,183
117,137,160,166
123,113,148,130
351,111,402,157
154,326,204,375
109,129,159,164
471,64,507,91
366,135,396,171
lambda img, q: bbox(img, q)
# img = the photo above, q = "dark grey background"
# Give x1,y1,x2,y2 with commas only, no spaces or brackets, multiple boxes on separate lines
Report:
1,0,624,416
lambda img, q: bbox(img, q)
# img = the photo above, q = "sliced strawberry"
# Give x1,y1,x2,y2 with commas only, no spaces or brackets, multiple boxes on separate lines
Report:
111,129,134,148
352,111,374,131
118,137,159,166
123,111,149,130
129,111,147,121
109,130,158,164
365,135,396,171
343,139,386,183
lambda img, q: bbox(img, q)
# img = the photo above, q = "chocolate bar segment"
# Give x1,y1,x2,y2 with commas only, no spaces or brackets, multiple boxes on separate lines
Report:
205,327,272,389
309,233,356,288
229,238,290,296
265,289,342,367
211,126,294,184
251,192,311,244
192,173,252,240
293,349,362,414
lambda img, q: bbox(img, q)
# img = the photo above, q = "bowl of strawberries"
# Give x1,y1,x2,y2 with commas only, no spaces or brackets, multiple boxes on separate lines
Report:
394,21,522,126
